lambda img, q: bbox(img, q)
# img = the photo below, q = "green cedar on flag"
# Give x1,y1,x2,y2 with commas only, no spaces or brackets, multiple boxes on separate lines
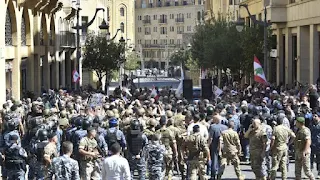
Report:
254,56,268,85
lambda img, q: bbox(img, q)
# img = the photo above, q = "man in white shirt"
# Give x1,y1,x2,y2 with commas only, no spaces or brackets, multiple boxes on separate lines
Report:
101,142,131,180
187,113,209,140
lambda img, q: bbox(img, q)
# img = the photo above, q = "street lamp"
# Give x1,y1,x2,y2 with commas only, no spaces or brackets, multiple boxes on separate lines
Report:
236,4,272,79
72,6,107,90
118,36,126,88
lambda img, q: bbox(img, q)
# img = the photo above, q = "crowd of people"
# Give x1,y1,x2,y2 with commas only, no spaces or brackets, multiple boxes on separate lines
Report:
0,83,320,180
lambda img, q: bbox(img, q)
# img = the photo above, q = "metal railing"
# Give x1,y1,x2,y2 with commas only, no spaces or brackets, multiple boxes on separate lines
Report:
176,18,184,23
159,19,167,24
143,19,151,24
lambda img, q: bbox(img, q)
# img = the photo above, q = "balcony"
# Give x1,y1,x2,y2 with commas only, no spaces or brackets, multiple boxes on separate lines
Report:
176,18,184,23
142,44,178,48
143,19,151,24
159,19,167,24
60,31,76,47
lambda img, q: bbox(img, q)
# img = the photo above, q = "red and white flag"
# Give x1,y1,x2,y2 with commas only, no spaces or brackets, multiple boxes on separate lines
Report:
72,70,80,83
253,56,268,85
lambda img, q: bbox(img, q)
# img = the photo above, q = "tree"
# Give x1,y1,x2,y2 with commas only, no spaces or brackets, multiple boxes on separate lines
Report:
124,51,140,71
191,15,274,81
82,33,125,90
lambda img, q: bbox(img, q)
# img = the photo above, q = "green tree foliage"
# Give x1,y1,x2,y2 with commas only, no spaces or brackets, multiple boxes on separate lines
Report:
191,16,274,77
82,33,125,89
124,52,140,71
170,49,197,70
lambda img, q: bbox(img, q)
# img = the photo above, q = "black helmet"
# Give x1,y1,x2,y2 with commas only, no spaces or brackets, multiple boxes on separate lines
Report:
82,119,91,130
75,117,83,128
93,116,101,125
7,120,17,131
37,129,48,141
206,106,214,116
130,119,140,130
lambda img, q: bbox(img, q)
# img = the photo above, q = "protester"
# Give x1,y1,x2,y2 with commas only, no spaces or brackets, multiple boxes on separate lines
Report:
0,82,318,179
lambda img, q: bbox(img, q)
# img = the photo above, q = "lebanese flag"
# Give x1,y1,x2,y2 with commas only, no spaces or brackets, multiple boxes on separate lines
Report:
151,86,159,100
254,56,268,85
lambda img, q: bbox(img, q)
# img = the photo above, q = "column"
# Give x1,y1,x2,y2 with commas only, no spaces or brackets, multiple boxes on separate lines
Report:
27,9,35,92
285,28,293,85
310,24,319,84
65,51,72,89
298,26,310,84
0,1,6,105
60,51,66,87
12,10,22,100
43,47,50,90
276,28,283,85
34,54,41,95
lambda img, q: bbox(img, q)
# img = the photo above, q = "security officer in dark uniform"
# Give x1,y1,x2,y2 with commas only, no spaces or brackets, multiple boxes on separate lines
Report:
30,129,49,179
4,134,27,180
126,119,148,180
73,118,91,160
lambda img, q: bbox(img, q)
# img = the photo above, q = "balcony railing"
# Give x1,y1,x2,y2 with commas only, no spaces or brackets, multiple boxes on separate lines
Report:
176,18,184,23
60,31,76,47
159,19,167,24
142,44,178,48
143,19,151,24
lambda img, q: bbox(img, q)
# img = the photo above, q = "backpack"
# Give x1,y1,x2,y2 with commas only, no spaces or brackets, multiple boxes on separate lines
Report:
105,129,118,147
186,134,202,159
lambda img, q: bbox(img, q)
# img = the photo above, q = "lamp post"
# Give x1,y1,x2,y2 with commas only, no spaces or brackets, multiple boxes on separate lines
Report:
72,4,108,90
119,36,126,89
236,4,272,79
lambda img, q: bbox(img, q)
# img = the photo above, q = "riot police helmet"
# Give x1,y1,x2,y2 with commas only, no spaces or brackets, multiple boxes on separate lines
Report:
7,120,17,131
130,119,141,130
75,116,83,128
206,106,214,116
93,116,101,125
37,129,48,141
82,119,92,130
109,118,118,127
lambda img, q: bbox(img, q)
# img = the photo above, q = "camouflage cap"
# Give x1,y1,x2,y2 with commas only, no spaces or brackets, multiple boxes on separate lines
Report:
296,117,305,123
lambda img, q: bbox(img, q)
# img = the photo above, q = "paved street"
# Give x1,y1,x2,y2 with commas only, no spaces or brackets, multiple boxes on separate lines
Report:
165,162,319,180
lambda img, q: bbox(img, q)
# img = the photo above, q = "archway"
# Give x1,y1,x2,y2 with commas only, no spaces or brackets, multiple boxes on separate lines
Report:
49,17,55,46
40,13,47,46
21,8,31,93
5,0,17,99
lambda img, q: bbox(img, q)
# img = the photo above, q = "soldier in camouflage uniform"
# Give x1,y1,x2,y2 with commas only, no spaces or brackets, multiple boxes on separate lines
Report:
184,125,210,180
261,115,273,174
219,120,245,180
48,141,80,180
244,117,268,180
79,127,101,180
156,116,177,180
174,107,187,179
146,133,166,180
294,117,315,180
143,118,157,140
269,116,296,180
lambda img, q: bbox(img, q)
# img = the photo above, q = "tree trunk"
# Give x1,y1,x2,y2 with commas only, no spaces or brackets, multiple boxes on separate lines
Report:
105,73,109,95
97,77,103,91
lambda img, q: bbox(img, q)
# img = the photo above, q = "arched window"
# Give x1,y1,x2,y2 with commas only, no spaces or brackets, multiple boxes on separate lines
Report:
120,7,124,16
21,15,26,46
120,22,124,33
5,9,12,46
